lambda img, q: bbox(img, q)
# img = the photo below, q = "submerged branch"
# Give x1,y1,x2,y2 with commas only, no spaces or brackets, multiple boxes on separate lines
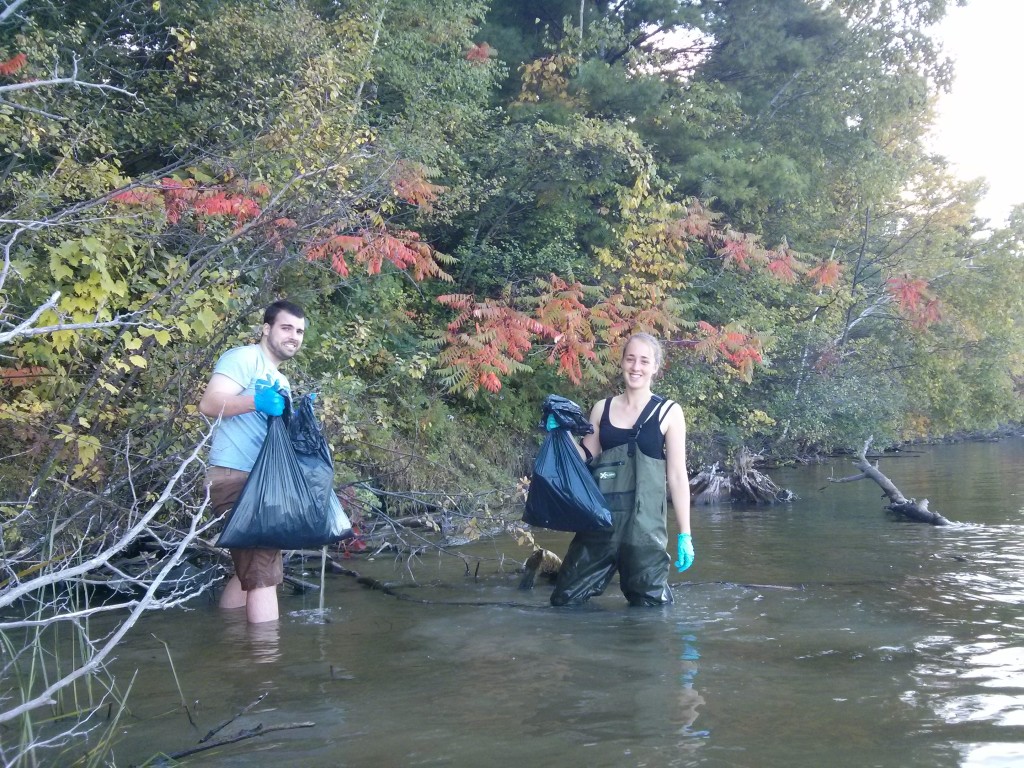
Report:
165,722,316,761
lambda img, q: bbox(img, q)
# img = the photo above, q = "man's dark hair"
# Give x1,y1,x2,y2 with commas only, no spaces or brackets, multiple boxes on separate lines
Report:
263,300,305,326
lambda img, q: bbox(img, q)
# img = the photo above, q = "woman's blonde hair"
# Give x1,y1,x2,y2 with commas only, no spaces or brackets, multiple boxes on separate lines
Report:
622,332,664,369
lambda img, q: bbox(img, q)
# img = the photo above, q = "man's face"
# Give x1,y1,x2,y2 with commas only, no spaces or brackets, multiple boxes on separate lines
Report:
262,310,305,364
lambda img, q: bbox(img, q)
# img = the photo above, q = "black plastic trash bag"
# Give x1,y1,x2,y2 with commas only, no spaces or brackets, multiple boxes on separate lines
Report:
539,394,594,436
217,393,352,549
523,429,613,532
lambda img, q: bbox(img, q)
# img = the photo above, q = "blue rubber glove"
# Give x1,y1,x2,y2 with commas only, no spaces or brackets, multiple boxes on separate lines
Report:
253,378,285,416
674,532,695,572
545,414,559,431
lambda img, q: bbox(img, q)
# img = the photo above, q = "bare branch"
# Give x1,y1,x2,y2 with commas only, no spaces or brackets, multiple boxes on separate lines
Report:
0,479,215,724
0,309,167,345
0,0,29,24
0,431,211,610
0,98,67,120
0,55,139,101
0,290,60,344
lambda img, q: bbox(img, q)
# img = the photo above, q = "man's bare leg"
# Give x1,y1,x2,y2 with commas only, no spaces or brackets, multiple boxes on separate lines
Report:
245,585,279,623
219,575,247,609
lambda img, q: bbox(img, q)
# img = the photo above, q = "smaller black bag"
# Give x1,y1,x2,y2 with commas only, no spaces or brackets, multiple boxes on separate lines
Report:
217,393,352,549
539,394,594,436
523,428,613,532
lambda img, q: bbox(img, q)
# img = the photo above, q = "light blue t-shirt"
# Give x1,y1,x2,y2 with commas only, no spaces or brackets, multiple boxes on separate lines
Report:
208,344,292,471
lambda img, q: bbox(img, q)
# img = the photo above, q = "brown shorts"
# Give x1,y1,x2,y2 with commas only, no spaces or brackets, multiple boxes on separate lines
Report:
207,465,283,591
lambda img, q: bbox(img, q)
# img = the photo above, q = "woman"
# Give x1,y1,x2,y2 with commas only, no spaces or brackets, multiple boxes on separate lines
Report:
551,333,694,606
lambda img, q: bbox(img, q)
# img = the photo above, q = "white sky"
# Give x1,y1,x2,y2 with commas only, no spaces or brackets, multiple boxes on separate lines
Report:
928,0,1024,225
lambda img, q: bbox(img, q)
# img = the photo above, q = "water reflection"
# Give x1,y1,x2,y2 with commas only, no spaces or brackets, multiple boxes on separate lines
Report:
222,612,282,665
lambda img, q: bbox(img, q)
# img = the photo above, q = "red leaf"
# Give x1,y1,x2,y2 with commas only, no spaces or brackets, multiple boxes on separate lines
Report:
393,161,445,210
111,188,158,206
765,250,799,284
0,53,27,76
466,43,492,63
806,259,842,290
886,275,929,313
0,365,46,387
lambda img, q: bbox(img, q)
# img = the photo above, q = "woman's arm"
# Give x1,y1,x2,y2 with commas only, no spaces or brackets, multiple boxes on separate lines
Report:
578,399,604,463
662,402,691,534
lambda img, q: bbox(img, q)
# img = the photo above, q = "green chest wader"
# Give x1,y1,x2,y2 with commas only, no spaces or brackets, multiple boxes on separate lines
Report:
550,397,673,607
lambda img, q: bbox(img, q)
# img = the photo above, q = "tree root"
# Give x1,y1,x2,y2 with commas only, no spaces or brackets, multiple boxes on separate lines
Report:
689,449,795,505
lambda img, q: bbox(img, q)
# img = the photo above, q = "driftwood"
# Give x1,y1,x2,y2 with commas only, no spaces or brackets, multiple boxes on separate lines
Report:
829,437,951,525
689,448,795,505
517,548,562,590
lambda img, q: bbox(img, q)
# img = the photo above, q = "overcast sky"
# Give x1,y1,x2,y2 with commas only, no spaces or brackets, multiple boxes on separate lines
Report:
928,0,1023,225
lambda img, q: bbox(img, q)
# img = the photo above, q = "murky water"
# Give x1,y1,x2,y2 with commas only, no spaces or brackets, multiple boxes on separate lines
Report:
98,438,1024,766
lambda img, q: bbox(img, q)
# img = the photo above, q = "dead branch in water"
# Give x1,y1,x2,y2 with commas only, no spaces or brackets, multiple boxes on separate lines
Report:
829,437,951,525
164,721,315,761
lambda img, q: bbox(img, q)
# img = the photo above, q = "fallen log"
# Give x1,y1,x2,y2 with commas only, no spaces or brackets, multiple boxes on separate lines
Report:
829,437,951,525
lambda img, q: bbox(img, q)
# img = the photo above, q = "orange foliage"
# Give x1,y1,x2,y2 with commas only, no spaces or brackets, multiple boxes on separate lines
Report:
393,161,445,211
912,298,943,330
437,294,557,393
886,275,929,312
110,177,262,228
716,231,763,271
694,321,764,382
525,276,680,386
765,247,801,284
673,201,718,239
110,174,452,281
886,274,943,329
533,275,598,384
157,178,200,224
0,52,27,76
465,42,493,63
588,293,635,347
305,228,452,283
806,259,842,290
192,191,261,224
1,365,46,387
110,188,158,206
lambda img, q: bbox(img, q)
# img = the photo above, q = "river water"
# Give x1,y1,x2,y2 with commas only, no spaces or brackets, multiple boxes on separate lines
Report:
99,438,1024,767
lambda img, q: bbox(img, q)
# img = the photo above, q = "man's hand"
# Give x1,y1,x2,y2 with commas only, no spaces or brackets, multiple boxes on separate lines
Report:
254,378,285,416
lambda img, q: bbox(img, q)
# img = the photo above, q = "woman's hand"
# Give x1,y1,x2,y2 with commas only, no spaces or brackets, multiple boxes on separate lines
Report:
674,532,695,572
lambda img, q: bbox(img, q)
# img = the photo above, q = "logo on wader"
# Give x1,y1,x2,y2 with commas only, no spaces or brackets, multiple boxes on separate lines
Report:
598,470,616,480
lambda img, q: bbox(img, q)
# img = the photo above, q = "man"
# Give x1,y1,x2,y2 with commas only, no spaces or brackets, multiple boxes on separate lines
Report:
199,300,306,623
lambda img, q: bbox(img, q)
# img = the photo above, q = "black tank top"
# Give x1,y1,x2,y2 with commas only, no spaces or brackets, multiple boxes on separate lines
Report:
599,396,671,459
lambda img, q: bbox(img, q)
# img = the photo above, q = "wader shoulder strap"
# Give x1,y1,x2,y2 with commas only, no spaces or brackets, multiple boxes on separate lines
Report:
628,395,664,457
656,399,676,425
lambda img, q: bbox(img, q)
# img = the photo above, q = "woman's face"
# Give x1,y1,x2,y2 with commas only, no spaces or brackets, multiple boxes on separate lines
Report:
621,338,659,390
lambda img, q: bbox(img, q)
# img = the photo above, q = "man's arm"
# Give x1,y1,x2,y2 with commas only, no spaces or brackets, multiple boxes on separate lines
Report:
199,373,255,419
